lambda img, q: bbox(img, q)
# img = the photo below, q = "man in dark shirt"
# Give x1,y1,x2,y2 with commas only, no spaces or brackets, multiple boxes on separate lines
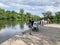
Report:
28,19,32,28
31,19,34,27
28,19,34,35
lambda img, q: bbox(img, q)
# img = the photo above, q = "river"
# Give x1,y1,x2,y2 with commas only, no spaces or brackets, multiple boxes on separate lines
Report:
0,20,29,43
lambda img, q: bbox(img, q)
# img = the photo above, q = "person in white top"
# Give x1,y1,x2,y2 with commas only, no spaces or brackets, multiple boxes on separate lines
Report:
41,18,44,26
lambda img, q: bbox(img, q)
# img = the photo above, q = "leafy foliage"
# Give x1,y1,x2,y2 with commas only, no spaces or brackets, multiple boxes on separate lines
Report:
0,8,40,22
42,11,60,23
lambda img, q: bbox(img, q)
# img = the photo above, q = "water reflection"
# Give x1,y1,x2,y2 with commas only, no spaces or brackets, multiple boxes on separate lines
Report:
0,20,29,43
0,20,27,30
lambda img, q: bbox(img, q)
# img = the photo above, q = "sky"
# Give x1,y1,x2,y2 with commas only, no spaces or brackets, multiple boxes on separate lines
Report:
0,0,60,17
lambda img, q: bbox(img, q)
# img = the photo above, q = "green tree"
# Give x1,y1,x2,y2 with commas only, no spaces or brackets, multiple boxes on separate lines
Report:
42,11,52,19
25,12,31,20
0,8,40,22
55,12,60,23
0,8,6,19
19,9,24,15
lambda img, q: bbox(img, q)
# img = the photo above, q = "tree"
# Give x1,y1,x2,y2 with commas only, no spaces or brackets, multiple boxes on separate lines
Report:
42,11,52,19
25,12,32,21
0,8,40,21
55,12,60,23
5,10,11,20
19,9,24,15
0,8,6,19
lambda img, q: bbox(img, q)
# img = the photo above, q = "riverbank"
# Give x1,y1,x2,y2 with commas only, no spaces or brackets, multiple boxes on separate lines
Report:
44,24,60,28
1,32,60,45
0,32,53,45
0,24,60,45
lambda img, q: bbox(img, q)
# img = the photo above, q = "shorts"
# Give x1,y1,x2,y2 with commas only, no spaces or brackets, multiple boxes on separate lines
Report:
28,24,33,28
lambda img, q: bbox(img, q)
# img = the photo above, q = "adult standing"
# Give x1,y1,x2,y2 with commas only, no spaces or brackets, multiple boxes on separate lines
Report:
47,18,51,24
41,18,44,26
28,18,34,35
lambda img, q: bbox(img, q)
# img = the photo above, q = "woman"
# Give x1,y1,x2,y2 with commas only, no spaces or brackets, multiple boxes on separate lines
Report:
41,18,44,26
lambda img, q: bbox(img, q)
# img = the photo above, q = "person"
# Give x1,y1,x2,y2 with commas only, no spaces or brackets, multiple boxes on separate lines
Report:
28,19,34,35
41,18,44,26
31,18,34,27
47,18,51,24
28,19,32,28
39,19,41,25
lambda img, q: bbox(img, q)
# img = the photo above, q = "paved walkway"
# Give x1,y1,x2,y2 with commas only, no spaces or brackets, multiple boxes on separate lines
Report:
0,24,60,45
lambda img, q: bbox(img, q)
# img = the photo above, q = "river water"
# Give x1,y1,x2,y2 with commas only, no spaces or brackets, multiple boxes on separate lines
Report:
0,20,29,43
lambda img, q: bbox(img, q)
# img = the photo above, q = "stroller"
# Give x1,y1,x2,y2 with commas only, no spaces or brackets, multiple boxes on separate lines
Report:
32,22,39,32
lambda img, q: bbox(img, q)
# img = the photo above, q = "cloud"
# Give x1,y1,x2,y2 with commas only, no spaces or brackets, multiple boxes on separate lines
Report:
0,3,9,8
0,0,60,17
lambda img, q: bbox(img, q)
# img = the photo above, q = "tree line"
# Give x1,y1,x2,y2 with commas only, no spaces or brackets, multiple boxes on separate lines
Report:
0,8,40,22
0,8,60,23
42,11,60,23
